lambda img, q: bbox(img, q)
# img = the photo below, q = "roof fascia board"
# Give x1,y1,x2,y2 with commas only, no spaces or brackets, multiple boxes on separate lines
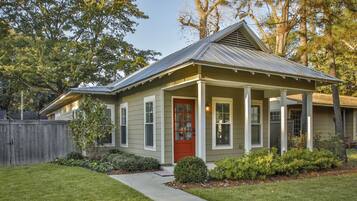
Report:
192,60,340,84
39,91,72,115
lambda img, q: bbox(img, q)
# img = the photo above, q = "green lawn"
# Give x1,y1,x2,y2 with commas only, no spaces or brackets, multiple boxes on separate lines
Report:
187,149,357,201
0,163,150,201
187,173,357,201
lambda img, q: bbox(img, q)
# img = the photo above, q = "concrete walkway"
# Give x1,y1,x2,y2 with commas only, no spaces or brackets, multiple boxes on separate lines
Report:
110,172,206,201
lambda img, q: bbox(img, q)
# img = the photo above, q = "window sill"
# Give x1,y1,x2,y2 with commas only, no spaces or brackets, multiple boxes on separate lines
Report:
251,144,263,148
120,144,128,148
212,145,233,150
144,146,156,151
96,143,115,148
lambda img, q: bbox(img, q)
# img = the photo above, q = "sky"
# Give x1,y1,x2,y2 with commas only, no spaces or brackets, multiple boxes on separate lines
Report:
125,0,259,59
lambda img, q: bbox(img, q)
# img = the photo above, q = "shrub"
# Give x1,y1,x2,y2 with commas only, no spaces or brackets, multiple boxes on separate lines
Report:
106,153,160,172
314,134,345,159
66,152,84,160
210,148,277,180
174,157,208,183
209,148,341,180
53,158,113,173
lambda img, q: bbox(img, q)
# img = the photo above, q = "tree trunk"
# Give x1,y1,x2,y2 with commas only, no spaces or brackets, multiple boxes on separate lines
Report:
299,0,308,135
326,18,346,161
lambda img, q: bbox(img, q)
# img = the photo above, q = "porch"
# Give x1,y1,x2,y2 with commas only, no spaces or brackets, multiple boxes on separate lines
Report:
160,67,314,164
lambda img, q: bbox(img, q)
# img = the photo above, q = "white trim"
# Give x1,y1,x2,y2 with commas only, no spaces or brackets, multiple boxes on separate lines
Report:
144,95,156,151
197,81,207,161
306,92,313,150
267,100,271,148
280,90,288,154
244,87,252,153
353,109,357,141
212,97,233,150
251,100,263,148
119,102,128,147
171,96,198,164
160,89,165,163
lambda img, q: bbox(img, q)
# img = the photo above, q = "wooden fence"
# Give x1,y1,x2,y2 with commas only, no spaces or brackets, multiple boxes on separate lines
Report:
0,120,74,166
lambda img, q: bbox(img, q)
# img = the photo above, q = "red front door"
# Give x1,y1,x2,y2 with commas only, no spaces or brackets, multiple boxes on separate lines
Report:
174,99,195,162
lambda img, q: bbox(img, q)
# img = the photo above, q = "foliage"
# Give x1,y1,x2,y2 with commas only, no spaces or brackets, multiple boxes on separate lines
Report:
288,134,306,149
103,152,160,172
55,150,160,173
65,152,84,160
0,0,159,111
53,158,113,173
314,133,345,159
209,148,341,180
174,156,208,183
69,96,114,153
210,148,278,180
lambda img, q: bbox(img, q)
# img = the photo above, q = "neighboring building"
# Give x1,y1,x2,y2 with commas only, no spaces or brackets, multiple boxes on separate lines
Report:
40,21,340,164
270,93,357,147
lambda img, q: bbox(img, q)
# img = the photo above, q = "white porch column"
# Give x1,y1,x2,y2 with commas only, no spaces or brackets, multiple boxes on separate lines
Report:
280,89,288,154
244,86,252,153
197,81,206,161
306,92,313,151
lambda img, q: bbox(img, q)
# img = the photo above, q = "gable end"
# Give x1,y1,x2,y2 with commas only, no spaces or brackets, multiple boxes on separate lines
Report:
216,29,259,50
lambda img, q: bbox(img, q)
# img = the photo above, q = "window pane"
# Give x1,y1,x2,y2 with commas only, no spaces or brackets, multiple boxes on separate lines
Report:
98,130,112,144
121,126,126,144
251,106,260,123
252,125,260,145
216,124,230,145
121,108,126,125
145,124,154,147
216,103,230,123
145,102,154,123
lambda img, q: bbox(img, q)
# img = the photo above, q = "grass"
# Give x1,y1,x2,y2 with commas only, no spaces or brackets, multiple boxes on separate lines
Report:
0,163,150,201
187,149,357,201
187,173,357,201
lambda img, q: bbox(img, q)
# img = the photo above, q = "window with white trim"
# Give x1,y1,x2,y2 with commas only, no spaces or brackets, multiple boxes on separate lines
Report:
251,101,263,147
120,103,128,147
97,104,115,146
212,97,233,149
144,96,155,150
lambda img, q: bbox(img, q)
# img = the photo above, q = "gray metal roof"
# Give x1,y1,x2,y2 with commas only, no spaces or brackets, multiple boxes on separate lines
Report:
71,20,339,94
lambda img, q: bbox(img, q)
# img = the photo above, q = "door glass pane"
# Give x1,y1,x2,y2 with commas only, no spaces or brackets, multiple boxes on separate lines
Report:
175,102,193,141
251,106,260,123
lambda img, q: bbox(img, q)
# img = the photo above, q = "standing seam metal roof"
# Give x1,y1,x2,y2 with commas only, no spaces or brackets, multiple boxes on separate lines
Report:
71,21,339,94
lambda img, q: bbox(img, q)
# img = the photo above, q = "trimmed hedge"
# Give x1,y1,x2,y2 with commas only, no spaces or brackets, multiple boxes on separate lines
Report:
174,157,208,183
54,150,160,173
209,148,341,180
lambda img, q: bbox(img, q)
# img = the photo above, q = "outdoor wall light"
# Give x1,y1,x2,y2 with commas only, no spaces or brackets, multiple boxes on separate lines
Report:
205,104,210,112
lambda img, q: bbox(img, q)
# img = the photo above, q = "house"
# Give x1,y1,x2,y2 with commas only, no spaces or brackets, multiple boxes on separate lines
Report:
40,21,340,164
270,93,357,147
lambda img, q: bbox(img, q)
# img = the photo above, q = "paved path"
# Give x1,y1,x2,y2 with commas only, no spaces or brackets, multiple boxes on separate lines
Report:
110,172,206,201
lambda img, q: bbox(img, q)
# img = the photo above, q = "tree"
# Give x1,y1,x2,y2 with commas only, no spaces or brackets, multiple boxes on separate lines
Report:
178,0,229,39
308,0,355,161
0,0,159,98
234,0,301,56
69,96,114,156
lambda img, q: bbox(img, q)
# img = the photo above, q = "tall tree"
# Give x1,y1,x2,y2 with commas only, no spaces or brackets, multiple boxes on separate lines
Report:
178,0,229,39
0,0,159,97
234,0,301,56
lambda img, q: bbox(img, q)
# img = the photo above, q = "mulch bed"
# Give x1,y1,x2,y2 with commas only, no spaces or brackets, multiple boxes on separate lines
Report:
166,166,357,189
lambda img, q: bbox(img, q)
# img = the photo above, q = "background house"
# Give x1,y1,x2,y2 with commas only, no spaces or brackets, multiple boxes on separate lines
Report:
270,93,357,147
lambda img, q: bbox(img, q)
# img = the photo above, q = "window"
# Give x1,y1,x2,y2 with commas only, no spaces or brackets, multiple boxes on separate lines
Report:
289,109,301,135
270,111,280,121
144,96,155,150
252,101,263,147
212,97,233,149
97,104,115,146
120,103,128,147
